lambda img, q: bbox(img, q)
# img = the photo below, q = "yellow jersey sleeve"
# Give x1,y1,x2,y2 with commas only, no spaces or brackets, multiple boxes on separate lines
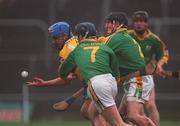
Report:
152,33,169,65
161,48,169,65
58,36,84,80
160,41,169,65
59,36,78,60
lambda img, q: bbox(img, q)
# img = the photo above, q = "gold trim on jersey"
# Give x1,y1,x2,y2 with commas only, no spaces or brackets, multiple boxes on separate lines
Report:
59,36,78,60
80,38,98,43
105,28,127,45
98,36,111,44
115,28,127,33
127,29,152,41
128,29,169,64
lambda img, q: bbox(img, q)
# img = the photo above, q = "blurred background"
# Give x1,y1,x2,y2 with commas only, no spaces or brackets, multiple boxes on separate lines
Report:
0,0,180,125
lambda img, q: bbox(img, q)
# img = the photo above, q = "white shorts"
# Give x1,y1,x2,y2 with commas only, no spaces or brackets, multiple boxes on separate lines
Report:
123,75,154,104
87,73,118,113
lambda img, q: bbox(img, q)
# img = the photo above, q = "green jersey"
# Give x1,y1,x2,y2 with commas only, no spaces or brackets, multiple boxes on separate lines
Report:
128,29,168,64
106,28,145,76
59,39,119,83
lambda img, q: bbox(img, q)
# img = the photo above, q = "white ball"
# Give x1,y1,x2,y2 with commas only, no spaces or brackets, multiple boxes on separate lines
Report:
21,71,29,78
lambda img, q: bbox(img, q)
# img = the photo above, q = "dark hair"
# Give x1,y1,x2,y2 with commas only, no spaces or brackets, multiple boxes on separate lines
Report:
132,11,149,22
105,12,128,26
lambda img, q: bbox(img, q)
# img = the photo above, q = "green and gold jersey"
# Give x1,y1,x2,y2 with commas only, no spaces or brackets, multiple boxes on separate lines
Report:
59,39,119,83
105,28,145,76
128,29,168,64
59,36,78,60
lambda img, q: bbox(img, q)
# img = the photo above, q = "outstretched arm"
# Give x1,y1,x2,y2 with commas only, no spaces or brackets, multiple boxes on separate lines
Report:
26,77,70,87
154,38,169,77
26,72,77,87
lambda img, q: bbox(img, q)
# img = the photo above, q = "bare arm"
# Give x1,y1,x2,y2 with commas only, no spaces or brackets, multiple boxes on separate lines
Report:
26,77,70,87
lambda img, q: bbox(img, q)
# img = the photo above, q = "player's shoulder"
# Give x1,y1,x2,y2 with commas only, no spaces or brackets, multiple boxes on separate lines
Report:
113,28,130,38
98,36,106,43
66,36,78,45
127,29,135,33
65,36,78,50
98,36,111,44
58,36,78,60
99,41,114,52
148,30,162,42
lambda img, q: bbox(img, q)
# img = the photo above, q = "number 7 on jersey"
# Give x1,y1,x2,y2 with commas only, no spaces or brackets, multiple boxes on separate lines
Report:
83,46,99,62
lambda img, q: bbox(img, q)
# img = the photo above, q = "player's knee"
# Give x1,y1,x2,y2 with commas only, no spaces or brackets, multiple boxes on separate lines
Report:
127,112,137,122
128,113,148,125
146,101,156,112
127,108,142,122
80,106,89,119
